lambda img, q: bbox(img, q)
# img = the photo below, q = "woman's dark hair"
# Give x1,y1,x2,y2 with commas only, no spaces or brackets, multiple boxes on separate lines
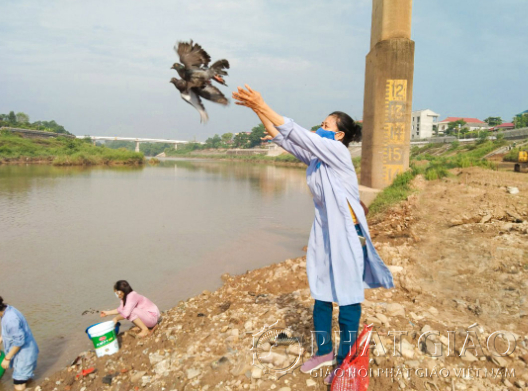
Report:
0,296,7,312
329,111,362,147
114,280,134,305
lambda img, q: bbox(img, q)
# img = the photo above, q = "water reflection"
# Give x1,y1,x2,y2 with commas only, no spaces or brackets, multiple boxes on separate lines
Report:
159,159,309,197
0,165,143,199
0,160,308,199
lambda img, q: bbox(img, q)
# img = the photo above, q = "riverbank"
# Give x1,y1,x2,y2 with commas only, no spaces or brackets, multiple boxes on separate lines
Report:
0,132,144,166
33,166,528,391
162,151,362,171
163,150,304,167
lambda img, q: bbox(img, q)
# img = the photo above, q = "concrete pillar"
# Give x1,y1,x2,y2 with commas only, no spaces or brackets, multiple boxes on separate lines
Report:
174,143,178,150
360,0,415,189
135,141,140,153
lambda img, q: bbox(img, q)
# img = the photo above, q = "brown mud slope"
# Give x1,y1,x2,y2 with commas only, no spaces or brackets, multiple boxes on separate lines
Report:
35,167,528,391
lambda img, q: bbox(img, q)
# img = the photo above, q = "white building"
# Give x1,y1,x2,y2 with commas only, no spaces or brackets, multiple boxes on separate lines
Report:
411,109,440,139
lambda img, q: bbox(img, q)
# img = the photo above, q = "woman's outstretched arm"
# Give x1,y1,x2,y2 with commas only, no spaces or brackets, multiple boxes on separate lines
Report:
233,85,351,169
254,110,279,138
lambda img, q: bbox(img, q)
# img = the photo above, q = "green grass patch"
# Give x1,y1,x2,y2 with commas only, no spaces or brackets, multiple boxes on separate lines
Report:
369,165,422,215
369,139,507,214
449,140,460,151
0,131,144,165
410,143,444,158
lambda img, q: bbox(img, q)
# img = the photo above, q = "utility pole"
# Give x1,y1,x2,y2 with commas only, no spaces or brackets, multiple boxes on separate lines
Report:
360,0,415,189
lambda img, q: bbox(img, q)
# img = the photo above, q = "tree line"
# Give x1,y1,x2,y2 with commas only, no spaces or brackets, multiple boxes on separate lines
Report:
107,121,359,156
203,123,268,149
0,111,72,135
200,121,348,150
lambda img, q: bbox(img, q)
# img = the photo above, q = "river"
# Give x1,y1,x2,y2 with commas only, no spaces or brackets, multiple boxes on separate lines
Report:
0,159,313,388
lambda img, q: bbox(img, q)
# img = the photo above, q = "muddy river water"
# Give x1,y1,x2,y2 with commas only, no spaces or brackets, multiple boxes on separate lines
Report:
0,159,314,388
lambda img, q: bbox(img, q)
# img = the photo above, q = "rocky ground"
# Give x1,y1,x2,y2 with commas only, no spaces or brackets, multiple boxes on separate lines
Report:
33,167,528,391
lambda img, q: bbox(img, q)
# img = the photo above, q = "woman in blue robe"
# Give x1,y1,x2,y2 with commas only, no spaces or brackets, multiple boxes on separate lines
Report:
233,85,394,384
0,297,39,390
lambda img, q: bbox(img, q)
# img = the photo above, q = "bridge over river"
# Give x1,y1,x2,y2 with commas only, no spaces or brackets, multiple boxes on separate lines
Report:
75,136,198,152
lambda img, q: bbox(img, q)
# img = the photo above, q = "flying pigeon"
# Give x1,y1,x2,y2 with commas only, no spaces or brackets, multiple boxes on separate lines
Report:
171,40,230,87
170,40,230,123
170,78,228,124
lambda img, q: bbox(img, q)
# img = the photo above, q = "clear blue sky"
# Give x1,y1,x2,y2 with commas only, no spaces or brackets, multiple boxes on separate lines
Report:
0,0,526,140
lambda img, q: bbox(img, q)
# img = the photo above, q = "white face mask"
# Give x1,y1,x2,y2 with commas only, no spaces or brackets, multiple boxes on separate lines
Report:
115,292,121,299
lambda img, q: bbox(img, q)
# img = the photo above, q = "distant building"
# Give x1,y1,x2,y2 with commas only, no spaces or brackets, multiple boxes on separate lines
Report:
491,122,514,131
437,117,488,134
411,109,440,139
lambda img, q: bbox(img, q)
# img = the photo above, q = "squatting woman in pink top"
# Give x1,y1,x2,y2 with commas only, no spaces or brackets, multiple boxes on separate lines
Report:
100,280,160,338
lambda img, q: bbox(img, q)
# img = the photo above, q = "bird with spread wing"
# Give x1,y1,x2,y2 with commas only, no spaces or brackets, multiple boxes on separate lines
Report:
170,40,230,123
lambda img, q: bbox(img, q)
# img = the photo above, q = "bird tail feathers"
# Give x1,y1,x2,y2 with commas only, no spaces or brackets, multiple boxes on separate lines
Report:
210,59,230,76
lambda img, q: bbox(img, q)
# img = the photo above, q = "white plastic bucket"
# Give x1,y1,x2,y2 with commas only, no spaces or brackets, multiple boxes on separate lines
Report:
86,321,119,357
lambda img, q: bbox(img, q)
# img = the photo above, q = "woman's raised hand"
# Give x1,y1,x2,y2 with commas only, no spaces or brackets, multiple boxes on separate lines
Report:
232,84,265,111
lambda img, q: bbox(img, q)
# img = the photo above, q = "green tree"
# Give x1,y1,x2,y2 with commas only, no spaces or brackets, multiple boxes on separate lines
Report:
446,119,468,137
311,125,320,131
484,117,502,127
232,133,250,148
15,112,30,124
221,132,233,145
205,134,222,149
248,124,266,148
33,119,71,135
514,114,528,129
8,111,16,124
